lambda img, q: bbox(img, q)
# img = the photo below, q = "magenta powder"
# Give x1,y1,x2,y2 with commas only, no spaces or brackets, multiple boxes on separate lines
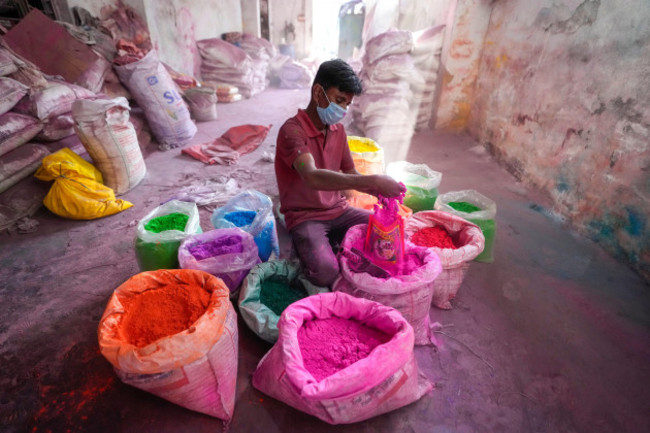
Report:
298,317,391,381
351,235,423,277
187,234,243,260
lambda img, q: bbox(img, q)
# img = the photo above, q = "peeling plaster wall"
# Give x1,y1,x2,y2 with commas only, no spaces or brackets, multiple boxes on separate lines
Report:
469,0,650,278
434,0,492,131
66,0,146,22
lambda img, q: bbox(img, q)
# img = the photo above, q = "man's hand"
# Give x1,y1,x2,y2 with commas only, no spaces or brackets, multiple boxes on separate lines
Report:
363,174,405,198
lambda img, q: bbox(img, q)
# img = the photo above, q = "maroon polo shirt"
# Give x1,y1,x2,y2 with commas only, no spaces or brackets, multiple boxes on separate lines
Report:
275,109,355,231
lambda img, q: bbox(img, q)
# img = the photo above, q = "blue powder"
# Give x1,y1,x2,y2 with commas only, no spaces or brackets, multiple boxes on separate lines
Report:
224,210,256,227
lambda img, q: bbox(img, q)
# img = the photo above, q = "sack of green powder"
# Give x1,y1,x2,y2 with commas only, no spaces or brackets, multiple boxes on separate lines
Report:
98,269,238,421
405,211,485,309
434,189,496,263
178,227,261,296
333,224,442,345
238,260,328,343
252,291,433,424
135,200,202,271
211,189,280,262
386,161,442,212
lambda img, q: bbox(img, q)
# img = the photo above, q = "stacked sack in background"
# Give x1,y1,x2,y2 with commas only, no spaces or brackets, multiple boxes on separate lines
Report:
198,34,271,99
350,25,444,159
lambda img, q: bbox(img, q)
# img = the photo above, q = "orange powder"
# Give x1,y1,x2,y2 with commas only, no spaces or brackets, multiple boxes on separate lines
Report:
120,284,211,347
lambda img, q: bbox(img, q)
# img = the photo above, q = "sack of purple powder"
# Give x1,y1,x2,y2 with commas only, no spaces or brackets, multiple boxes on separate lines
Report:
178,227,261,296
210,189,280,262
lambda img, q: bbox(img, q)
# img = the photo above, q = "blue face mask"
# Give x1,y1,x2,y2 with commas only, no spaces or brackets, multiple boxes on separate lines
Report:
316,87,347,125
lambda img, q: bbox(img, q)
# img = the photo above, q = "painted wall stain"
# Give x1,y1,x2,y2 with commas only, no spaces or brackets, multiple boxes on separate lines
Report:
545,0,601,34
450,39,474,59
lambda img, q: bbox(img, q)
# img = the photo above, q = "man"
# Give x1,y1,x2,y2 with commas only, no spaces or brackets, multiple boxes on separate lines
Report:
275,59,404,287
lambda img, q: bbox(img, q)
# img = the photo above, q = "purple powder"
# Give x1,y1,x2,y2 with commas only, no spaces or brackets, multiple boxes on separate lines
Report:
188,234,243,260
298,317,391,381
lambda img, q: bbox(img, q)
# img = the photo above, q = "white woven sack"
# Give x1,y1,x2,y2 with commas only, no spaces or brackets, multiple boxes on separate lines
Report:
73,97,146,195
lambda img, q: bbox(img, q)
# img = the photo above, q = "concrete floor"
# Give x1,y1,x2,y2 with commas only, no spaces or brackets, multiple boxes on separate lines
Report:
1,87,649,433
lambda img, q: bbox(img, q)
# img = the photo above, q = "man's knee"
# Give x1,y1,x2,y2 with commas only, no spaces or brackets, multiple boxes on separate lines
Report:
305,256,339,287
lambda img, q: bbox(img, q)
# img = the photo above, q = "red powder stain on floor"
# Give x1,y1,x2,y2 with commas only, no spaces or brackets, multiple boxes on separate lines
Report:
31,370,115,432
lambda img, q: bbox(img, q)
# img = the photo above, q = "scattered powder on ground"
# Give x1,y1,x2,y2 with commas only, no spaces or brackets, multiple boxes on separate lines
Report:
260,278,307,316
448,201,482,213
120,284,211,347
299,317,391,381
411,226,457,249
144,213,189,233
349,140,379,153
224,210,256,227
188,234,243,260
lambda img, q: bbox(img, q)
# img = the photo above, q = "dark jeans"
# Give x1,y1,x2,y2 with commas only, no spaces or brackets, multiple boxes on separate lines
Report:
290,207,371,287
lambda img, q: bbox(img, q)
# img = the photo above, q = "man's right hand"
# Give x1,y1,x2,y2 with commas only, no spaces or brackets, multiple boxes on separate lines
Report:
364,174,405,198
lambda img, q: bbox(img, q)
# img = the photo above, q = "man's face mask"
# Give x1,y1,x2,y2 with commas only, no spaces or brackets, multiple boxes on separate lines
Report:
316,86,347,125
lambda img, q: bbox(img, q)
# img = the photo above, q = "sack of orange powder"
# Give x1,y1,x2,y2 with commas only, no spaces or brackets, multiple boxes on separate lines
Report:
97,269,238,421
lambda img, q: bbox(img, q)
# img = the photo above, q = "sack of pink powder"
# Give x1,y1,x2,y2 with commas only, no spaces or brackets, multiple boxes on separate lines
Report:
252,291,433,424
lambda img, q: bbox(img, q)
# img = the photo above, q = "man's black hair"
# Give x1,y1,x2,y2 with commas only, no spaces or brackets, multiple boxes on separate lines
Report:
313,59,363,95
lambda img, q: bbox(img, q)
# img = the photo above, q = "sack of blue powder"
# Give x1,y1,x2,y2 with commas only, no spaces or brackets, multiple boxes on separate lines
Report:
135,200,202,271
211,190,280,262
238,260,328,343
178,228,261,297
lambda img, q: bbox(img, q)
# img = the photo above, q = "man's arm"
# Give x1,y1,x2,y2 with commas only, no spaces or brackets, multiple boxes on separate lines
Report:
293,152,404,197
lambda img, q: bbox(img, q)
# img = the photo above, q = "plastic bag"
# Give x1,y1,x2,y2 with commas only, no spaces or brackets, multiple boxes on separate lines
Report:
72,97,146,195
346,135,384,199
98,269,238,421
348,194,412,220
238,260,328,343
34,148,133,219
114,50,196,150
405,211,485,309
135,200,202,271
252,291,433,424
178,228,261,296
435,190,496,263
365,197,405,268
211,190,280,262
387,161,442,212
333,224,442,345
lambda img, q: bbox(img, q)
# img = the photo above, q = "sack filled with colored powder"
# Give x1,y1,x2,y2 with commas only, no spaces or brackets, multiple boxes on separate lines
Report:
211,190,280,262
405,211,485,309
435,190,496,263
335,224,442,345
178,228,261,296
252,292,433,424
238,260,328,343
135,200,202,271
98,269,239,421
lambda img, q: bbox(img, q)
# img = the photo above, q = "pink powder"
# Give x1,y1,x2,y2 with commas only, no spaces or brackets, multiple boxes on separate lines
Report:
298,317,391,381
351,235,423,277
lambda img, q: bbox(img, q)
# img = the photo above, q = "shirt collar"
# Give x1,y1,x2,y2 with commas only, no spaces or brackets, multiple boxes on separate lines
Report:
296,109,338,138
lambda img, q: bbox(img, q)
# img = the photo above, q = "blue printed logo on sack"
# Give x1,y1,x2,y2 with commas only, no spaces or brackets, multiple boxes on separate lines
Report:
147,76,158,85
163,89,182,105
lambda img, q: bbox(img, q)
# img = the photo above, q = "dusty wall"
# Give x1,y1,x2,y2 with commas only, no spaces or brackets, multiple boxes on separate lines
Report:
469,0,650,278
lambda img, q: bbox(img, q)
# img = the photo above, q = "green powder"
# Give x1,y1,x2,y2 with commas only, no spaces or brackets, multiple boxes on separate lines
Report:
403,185,438,212
144,213,189,233
448,201,482,213
260,277,307,316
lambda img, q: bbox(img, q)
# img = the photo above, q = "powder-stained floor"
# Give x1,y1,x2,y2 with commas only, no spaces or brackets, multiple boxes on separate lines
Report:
1,88,649,433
